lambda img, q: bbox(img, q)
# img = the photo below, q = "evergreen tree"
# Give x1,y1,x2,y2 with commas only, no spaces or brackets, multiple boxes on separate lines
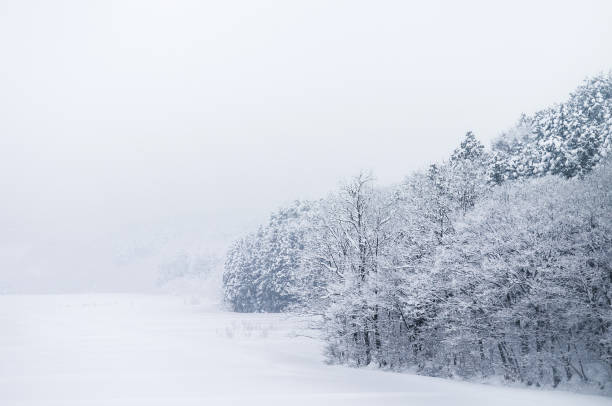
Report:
493,72,612,180
223,201,314,312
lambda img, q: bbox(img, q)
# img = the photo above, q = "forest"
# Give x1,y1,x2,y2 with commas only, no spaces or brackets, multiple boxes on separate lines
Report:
223,73,612,391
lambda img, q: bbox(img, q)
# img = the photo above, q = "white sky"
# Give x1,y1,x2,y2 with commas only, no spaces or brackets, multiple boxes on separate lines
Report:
1,0,611,292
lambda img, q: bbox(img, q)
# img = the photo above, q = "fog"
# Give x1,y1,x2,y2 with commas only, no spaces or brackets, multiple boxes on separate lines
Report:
1,0,611,292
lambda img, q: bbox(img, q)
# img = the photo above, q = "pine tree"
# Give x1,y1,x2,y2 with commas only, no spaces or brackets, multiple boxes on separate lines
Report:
493,72,612,180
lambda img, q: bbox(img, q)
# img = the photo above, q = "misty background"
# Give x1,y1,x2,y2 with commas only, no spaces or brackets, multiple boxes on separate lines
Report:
1,0,611,293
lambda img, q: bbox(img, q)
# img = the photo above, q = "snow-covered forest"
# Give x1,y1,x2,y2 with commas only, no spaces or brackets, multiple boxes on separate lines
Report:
3,1,612,404
223,73,612,392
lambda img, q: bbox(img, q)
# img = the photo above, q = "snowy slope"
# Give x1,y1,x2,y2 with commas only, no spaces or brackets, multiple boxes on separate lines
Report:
0,294,609,406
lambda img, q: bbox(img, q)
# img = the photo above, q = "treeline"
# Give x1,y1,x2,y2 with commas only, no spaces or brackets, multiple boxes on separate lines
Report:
222,73,612,391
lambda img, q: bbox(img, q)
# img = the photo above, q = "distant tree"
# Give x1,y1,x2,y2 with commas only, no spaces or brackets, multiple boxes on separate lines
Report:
492,72,612,180
450,131,485,162
449,131,490,212
223,201,314,312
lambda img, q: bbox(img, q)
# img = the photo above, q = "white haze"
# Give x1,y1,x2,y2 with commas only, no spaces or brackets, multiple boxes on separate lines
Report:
0,0,611,292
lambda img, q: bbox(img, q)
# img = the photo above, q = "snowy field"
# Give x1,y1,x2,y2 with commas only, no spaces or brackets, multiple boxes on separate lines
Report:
0,294,609,406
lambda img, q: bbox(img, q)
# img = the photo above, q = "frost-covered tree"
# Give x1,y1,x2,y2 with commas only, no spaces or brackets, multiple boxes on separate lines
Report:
223,233,261,312
493,72,612,181
221,73,612,393
434,161,612,387
300,159,612,391
450,131,485,162
449,131,490,212
300,173,399,366
223,200,315,312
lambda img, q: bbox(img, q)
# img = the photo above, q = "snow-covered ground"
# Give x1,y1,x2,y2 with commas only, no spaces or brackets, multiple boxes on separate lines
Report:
0,294,609,406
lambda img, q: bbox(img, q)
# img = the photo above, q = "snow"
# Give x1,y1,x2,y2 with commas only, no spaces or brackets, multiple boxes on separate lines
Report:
0,294,609,406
